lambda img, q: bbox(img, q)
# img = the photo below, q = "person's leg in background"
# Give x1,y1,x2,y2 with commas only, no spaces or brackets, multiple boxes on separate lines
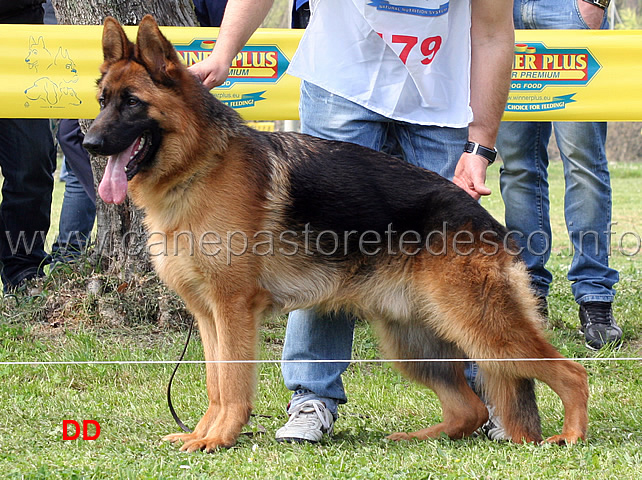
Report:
393,121,467,180
554,120,620,349
51,119,96,264
192,0,228,27
499,0,620,350
0,118,55,291
497,121,554,300
51,164,95,263
277,82,391,442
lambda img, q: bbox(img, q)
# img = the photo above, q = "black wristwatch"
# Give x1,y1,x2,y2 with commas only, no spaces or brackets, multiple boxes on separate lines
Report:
581,0,610,9
464,141,497,165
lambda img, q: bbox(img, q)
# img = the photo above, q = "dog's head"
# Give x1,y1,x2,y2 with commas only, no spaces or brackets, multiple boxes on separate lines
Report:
83,15,186,204
25,36,52,71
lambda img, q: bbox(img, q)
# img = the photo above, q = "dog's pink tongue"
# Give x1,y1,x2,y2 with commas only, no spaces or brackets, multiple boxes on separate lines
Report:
98,141,136,204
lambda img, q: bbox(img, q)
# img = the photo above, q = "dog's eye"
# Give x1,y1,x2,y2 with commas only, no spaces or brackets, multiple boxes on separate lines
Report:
127,97,140,107
98,96,105,109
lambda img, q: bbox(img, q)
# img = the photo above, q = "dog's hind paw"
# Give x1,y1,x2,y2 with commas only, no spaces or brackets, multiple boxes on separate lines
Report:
543,432,585,445
385,432,413,441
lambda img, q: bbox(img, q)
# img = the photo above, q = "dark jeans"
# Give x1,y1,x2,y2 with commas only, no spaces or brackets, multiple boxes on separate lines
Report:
193,0,227,27
0,118,56,289
291,2,311,29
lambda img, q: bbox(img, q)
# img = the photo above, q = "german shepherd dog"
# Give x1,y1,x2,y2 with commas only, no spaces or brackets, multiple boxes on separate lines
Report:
83,16,589,452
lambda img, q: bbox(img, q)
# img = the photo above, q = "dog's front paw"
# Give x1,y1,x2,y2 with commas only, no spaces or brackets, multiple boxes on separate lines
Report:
163,431,237,452
180,436,237,453
162,432,197,444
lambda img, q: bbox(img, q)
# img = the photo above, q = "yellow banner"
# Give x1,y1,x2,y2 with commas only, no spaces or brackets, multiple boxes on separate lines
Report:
1,25,641,121
505,30,642,121
0,24,301,121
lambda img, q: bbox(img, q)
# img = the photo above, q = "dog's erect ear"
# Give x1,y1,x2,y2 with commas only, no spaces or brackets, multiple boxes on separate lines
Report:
102,16,133,63
135,15,182,82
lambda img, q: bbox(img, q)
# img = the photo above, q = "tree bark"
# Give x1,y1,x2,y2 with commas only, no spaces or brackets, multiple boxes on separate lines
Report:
51,0,197,27
51,0,197,278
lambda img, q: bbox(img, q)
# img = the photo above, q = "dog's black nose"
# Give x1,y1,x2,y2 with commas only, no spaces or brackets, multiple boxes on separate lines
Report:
82,133,104,155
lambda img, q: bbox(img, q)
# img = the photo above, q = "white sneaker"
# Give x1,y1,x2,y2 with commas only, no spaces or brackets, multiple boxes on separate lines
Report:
275,400,335,443
480,404,511,441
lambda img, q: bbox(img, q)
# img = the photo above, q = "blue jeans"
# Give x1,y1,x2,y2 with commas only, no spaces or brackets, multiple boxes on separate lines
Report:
0,119,55,290
51,162,96,262
51,120,96,263
283,81,467,415
497,0,618,304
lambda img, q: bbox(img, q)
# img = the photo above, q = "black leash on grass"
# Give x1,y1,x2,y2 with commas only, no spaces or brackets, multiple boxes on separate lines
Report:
167,315,195,433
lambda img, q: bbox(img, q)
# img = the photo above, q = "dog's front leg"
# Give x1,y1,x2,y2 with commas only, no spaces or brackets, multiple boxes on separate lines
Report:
184,298,259,452
163,312,222,449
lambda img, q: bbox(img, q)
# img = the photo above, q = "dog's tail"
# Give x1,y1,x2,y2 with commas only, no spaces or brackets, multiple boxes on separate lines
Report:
479,374,542,442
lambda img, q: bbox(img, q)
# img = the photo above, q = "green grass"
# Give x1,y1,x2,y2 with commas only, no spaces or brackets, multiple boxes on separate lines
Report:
1,162,641,479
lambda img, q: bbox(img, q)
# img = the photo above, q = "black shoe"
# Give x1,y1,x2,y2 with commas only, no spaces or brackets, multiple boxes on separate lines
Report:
579,302,622,351
3,272,45,298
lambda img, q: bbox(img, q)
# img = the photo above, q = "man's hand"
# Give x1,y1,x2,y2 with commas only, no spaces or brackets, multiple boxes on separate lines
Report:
187,0,274,90
452,152,491,200
464,0,513,200
188,56,230,90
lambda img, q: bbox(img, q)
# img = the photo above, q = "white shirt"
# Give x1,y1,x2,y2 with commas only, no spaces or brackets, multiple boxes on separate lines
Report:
287,0,473,127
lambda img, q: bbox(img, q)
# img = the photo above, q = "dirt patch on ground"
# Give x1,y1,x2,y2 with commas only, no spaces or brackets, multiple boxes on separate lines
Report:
2,261,192,334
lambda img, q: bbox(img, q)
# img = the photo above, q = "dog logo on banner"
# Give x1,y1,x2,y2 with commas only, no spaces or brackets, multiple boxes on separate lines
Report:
24,36,82,108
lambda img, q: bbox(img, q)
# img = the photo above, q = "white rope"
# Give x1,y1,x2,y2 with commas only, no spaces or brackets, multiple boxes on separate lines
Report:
1,357,640,366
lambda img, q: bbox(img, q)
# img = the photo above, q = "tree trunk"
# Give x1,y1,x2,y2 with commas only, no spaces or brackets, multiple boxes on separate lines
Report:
51,0,197,27
51,0,197,279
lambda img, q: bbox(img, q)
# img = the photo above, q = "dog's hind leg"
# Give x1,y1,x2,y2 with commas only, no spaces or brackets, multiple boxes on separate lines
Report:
471,271,589,444
478,350,588,444
373,320,489,441
531,359,589,445
423,253,588,444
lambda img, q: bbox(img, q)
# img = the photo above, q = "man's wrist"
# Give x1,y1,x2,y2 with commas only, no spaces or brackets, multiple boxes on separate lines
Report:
464,141,497,165
581,0,610,9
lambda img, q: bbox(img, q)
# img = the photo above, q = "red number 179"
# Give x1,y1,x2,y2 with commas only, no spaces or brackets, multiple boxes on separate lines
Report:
390,34,442,66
